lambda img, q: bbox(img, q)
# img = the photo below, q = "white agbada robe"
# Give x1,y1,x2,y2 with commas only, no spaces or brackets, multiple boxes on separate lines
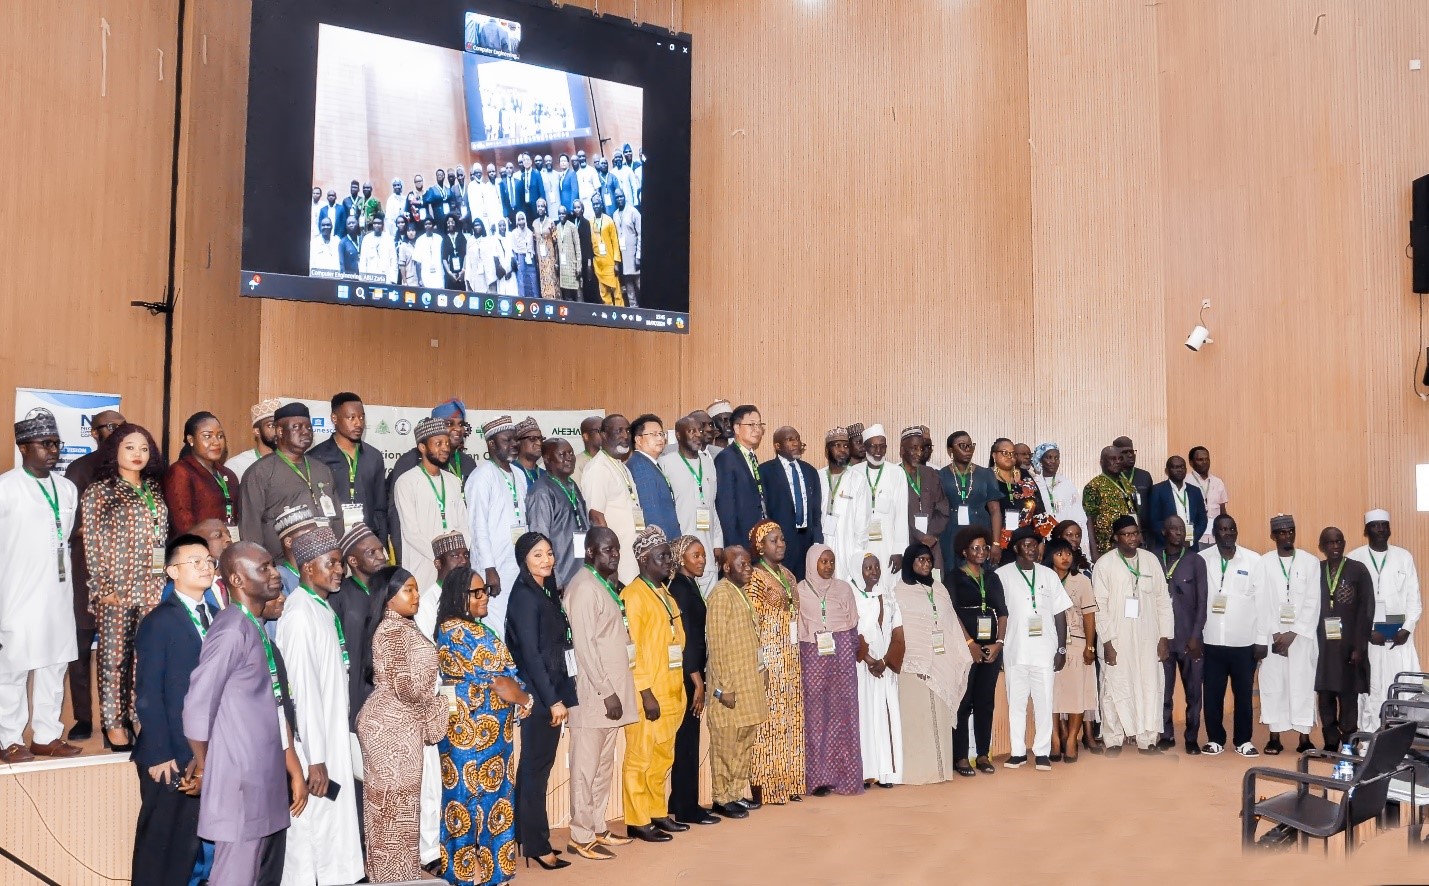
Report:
855,581,903,783
1349,544,1423,731
309,235,340,274
358,233,397,283
1250,548,1320,734
464,233,494,291
276,587,364,886
384,193,405,230
1092,549,1173,748
660,448,722,594
1036,473,1090,557
849,460,908,590
819,466,871,582
414,583,443,863
414,233,445,288
393,467,470,598
0,468,78,748
578,451,641,584
464,461,527,639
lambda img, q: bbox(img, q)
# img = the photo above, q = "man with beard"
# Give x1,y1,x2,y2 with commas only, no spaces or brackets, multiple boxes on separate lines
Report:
393,418,470,593
1349,509,1424,731
900,426,949,571
662,415,723,593
464,416,526,636
1112,436,1154,535
224,400,279,482
849,425,907,586
573,415,604,485
1082,447,1137,560
385,399,476,561
707,401,733,453
239,402,342,559
817,427,870,582
846,423,867,465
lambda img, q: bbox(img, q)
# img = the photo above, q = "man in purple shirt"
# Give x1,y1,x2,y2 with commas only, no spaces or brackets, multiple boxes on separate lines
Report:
184,541,307,886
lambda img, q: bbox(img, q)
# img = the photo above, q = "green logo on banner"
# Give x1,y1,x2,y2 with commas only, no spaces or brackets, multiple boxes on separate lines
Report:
376,421,391,435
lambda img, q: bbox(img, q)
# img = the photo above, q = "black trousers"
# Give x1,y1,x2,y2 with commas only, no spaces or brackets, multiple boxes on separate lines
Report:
1318,689,1359,749
68,626,96,725
953,656,1002,761
670,676,703,820
131,760,201,886
1202,644,1256,747
1161,649,1204,743
256,828,286,886
515,714,561,857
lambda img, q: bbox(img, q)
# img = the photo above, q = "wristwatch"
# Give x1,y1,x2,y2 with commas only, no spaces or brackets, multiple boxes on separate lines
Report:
1056,647,1067,655
713,688,724,701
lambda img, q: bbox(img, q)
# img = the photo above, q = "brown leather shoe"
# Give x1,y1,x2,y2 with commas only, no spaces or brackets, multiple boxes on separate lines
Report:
29,739,82,758
1,743,35,764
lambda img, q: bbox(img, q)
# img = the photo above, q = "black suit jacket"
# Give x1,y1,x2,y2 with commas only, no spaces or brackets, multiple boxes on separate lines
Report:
758,457,823,578
499,176,526,222
522,171,545,220
715,445,767,554
1146,480,1208,549
134,595,206,769
504,574,578,715
309,438,389,543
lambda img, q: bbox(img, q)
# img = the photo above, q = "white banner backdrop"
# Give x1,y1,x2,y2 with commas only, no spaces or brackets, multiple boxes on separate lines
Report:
285,399,603,471
14,387,123,474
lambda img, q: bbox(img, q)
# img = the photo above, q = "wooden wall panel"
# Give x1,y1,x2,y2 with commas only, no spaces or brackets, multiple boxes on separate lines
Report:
0,0,178,453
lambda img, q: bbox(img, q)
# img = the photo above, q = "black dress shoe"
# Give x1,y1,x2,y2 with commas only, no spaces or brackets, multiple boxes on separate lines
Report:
811,786,833,797
712,802,749,819
739,796,762,810
1185,742,1201,755
628,824,672,842
651,816,690,833
67,721,92,742
676,812,720,826
1155,737,1176,751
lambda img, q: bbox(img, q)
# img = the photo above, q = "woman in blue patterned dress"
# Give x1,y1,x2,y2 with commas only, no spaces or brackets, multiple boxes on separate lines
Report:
433,566,534,886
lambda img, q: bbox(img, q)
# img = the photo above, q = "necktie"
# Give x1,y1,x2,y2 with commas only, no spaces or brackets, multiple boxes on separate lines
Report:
791,462,805,526
197,602,211,630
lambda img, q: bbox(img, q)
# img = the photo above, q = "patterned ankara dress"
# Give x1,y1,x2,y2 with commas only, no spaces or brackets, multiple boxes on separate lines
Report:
746,563,806,803
436,618,524,886
357,610,449,883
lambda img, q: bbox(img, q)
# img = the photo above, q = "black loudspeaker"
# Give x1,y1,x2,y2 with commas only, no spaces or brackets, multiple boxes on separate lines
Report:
1413,174,1429,293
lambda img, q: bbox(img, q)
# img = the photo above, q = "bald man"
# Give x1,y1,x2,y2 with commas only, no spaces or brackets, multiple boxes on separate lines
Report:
573,416,604,485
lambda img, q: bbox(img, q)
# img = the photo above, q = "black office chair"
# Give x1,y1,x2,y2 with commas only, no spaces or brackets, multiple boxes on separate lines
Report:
1242,721,1417,853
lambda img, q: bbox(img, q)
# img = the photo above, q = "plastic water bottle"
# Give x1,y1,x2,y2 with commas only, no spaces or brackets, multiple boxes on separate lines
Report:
1334,742,1355,781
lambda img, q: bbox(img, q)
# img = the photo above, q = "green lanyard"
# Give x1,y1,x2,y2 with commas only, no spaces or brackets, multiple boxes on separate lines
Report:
422,468,449,529
738,444,766,510
587,565,627,629
802,581,828,627
127,479,164,542
181,595,208,638
519,464,541,487
1119,551,1142,590
543,581,574,645
736,580,759,625
825,469,843,515
1369,550,1387,582
1278,554,1294,599
950,465,972,502
301,585,349,669
237,602,284,703
1172,483,1188,517
1219,555,1230,589
678,453,706,503
1018,566,1038,611
501,467,522,519
351,575,369,595
1326,559,1347,608
27,469,62,549
341,445,359,499
450,454,465,489
867,463,887,500
644,578,678,639
759,560,796,615
211,468,234,523
1044,475,1058,511
556,477,588,530
925,583,940,624
1162,548,1185,580
277,452,313,489
904,465,922,498
963,566,989,612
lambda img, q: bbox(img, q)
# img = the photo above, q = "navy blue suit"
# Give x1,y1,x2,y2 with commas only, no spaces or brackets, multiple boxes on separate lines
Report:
628,452,681,542
759,457,823,580
1146,480,1208,548
499,176,526,223
714,444,767,554
133,591,213,886
521,170,546,221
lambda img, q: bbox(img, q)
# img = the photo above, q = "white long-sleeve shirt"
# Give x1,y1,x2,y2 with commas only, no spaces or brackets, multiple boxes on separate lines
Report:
1348,544,1422,633
1198,544,1261,647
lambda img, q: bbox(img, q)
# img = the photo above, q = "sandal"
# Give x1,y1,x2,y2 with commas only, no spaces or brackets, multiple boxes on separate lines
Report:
975,756,996,774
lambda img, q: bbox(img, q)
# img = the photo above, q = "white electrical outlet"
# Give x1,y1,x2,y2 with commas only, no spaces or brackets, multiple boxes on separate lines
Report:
1411,59,1422,71
430,339,439,348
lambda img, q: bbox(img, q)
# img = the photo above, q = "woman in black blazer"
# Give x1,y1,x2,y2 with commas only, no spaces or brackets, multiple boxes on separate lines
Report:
505,531,579,870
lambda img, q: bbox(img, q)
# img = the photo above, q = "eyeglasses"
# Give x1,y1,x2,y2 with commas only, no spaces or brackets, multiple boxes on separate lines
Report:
467,588,490,598
636,430,664,438
27,440,62,451
94,422,123,434
174,556,217,571
993,449,1015,457
738,422,766,429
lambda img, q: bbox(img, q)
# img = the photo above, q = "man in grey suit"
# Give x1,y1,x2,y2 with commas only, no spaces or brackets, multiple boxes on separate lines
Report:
184,542,307,886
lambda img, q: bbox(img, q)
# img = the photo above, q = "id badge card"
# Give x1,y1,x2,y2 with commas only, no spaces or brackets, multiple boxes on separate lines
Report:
1004,511,1019,531
789,620,799,646
757,648,768,670
816,631,835,656
1124,597,1140,619
695,507,711,531
539,244,549,258
1279,603,1296,625
626,642,637,670
931,630,946,654
869,518,883,542
439,683,459,714
151,546,167,572
1028,614,1044,637
57,546,66,582
1324,617,1343,640
510,522,527,545
319,494,337,519
598,241,608,256
278,708,290,751
227,524,241,543
341,503,364,532
1211,593,1228,615
453,256,462,271
573,531,587,556
564,648,579,677
667,643,683,670
914,515,930,535
976,616,993,640
957,505,970,525
632,506,647,531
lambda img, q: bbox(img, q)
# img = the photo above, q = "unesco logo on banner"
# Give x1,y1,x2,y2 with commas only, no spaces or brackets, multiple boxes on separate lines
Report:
395,419,411,436
310,417,332,433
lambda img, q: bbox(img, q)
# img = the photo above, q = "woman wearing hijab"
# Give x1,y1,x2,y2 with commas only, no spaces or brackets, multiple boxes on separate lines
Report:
667,536,717,825
1044,539,1098,763
503,532,576,870
356,566,449,882
745,519,806,805
893,541,973,784
798,543,864,795
854,552,903,787
948,526,1008,777
434,566,533,886
1033,443,1087,541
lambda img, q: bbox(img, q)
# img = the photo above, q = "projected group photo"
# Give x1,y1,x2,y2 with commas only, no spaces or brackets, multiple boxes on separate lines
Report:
307,24,646,308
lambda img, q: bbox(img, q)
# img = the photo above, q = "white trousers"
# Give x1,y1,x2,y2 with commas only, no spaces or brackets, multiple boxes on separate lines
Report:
0,664,66,747
1005,663,1055,757
419,744,440,863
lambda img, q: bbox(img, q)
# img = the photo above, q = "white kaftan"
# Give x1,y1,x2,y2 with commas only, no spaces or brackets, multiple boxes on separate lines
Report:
463,461,527,638
1250,549,1320,734
849,461,908,590
855,583,902,783
393,467,469,596
1092,549,1172,749
1349,544,1422,731
578,451,642,584
819,467,871,583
